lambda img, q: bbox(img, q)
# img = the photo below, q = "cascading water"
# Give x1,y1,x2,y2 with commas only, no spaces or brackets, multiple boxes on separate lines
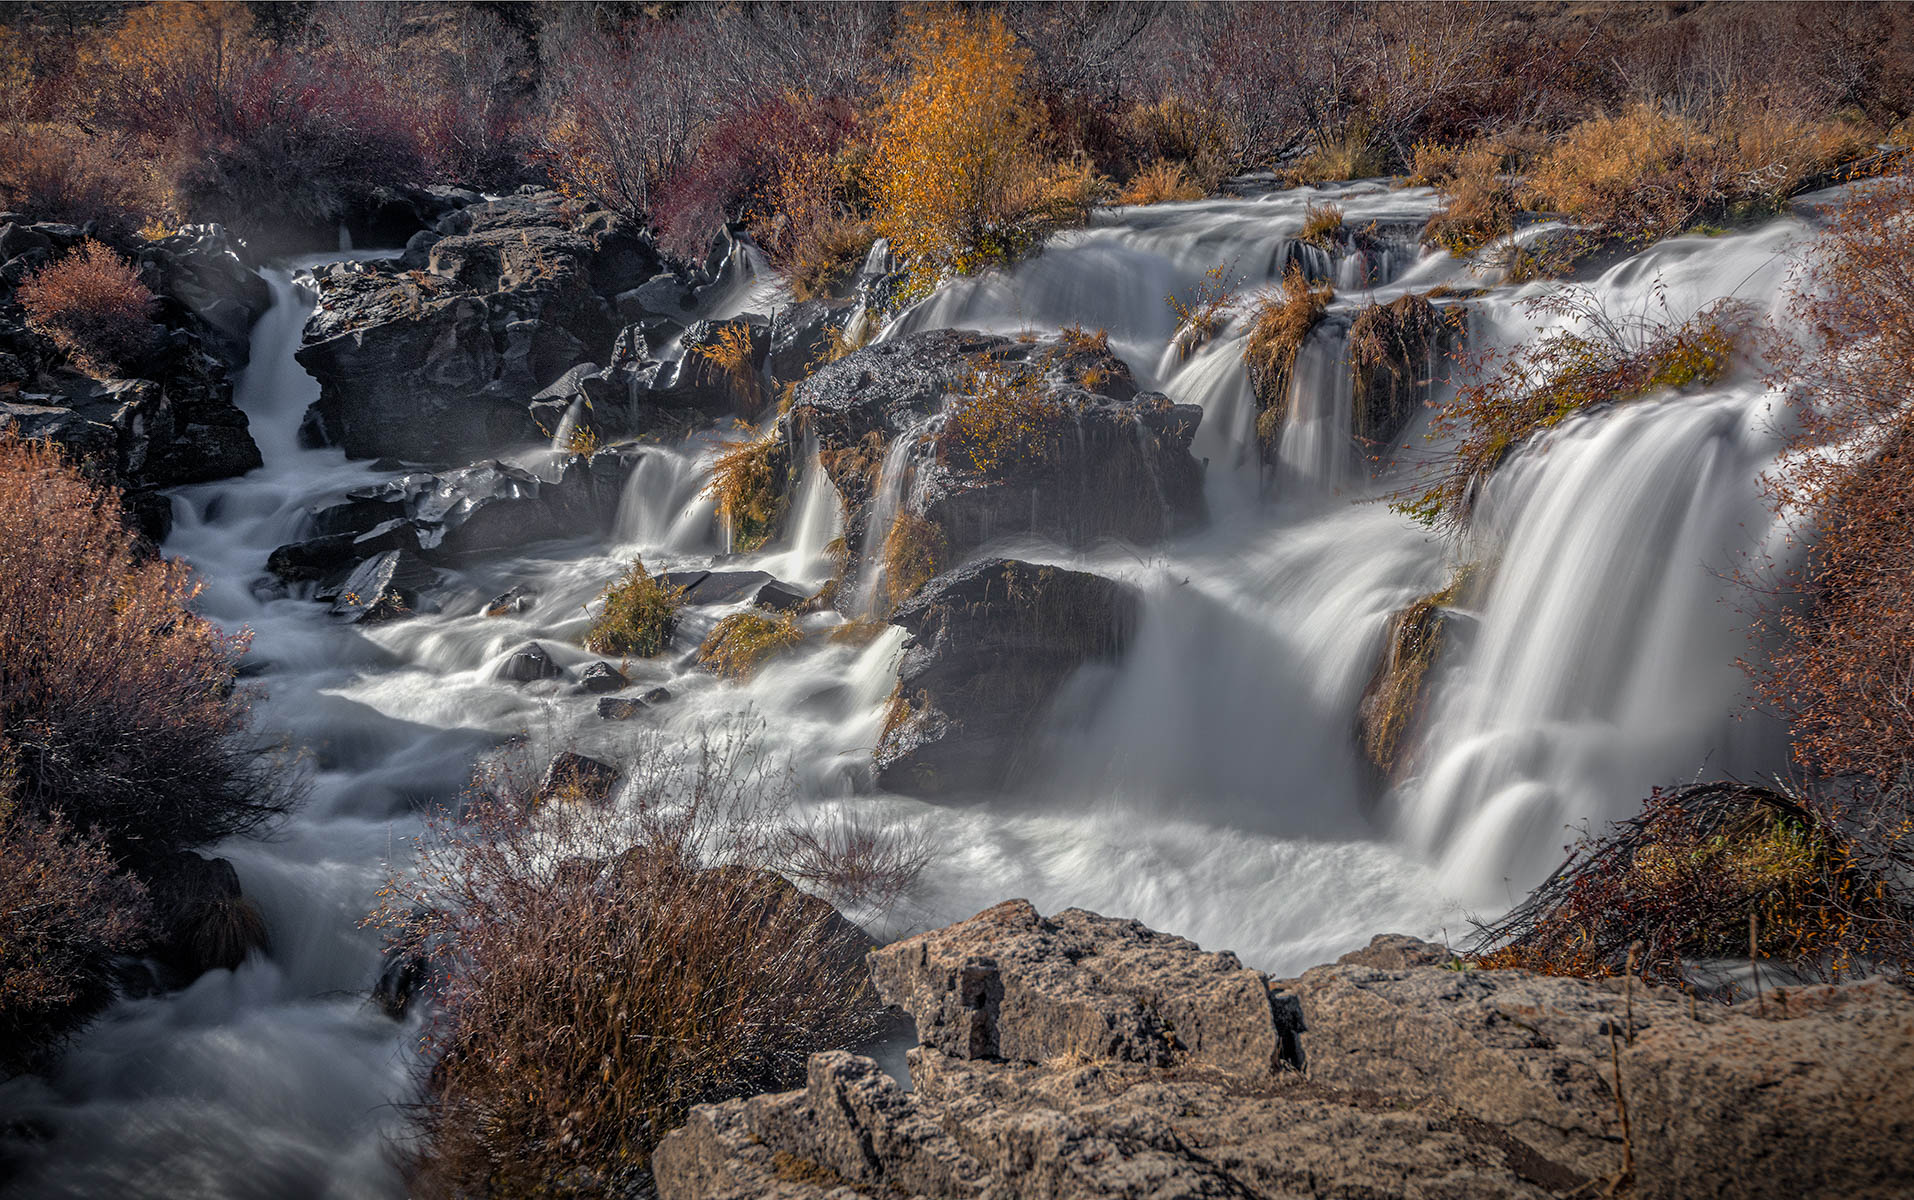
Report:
0,180,1832,1195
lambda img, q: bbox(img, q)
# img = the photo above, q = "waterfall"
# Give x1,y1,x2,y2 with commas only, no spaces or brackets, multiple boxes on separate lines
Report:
1,177,1836,1197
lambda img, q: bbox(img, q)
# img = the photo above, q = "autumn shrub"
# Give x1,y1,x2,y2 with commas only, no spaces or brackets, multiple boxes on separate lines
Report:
1286,125,1387,185
1396,290,1740,529
0,780,150,1073
704,436,789,552
1117,159,1204,206
1471,782,1914,992
879,512,946,612
1753,180,1914,792
16,241,158,376
583,557,683,658
1243,266,1333,454
869,9,1091,295
378,729,898,1195
0,125,169,230
1121,94,1230,191
1523,104,1728,243
695,324,768,420
699,611,806,681
934,360,1069,477
0,434,286,857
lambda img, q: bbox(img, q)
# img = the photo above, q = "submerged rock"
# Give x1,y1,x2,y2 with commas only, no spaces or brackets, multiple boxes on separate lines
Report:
655,904,1914,1200
875,559,1138,796
494,640,563,684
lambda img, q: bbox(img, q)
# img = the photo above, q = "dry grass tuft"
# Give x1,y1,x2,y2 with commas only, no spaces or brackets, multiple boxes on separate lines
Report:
696,325,768,420
880,512,946,611
704,437,788,552
583,557,683,658
699,611,805,680
1243,266,1333,453
1299,200,1345,249
1118,159,1205,206
1286,126,1386,185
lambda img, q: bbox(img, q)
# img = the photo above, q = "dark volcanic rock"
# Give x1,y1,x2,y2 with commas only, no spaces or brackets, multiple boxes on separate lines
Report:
655,906,1914,1200
575,661,628,694
875,559,1138,796
494,640,563,684
294,191,667,462
535,751,621,808
781,330,1204,604
326,549,433,623
143,852,270,981
597,696,647,721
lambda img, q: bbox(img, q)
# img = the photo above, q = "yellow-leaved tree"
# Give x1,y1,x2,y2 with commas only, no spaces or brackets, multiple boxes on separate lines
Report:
870,9,1101,295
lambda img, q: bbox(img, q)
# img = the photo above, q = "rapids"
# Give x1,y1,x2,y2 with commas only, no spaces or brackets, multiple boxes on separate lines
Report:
0,181,1818,1196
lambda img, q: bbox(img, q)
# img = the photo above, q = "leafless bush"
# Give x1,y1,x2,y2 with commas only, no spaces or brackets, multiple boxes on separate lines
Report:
376,723,924,1195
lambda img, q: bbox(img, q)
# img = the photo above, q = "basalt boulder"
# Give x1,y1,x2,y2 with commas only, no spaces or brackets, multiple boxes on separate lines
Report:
875,559,1138,796
295,191,669,462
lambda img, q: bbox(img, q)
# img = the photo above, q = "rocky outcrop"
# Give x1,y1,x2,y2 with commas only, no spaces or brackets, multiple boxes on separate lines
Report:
876,560,1137,796
267,447,644,603
0,219,268,526
655,904,1914,1200
783,330,1204,608
1347,291,1460,452
294,189,720,462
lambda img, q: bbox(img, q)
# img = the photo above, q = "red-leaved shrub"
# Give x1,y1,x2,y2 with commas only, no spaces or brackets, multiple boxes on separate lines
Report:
16,240,157,376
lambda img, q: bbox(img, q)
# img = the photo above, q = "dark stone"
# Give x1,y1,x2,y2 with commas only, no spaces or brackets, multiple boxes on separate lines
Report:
656,569,777,606
535,751,621,808
266,520,421,583
753,580,808,612
482,585,535,617
598,696,647,721
327,549,432,623
494,640,563,683
875,560,1138,796
767,299,851,386
575,661,628,694
641,687,672,705
142,852,270,981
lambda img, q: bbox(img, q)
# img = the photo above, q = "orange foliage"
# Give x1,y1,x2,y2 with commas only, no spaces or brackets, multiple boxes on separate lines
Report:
870,9,1090,293
85,1,261,139
17,240,157,376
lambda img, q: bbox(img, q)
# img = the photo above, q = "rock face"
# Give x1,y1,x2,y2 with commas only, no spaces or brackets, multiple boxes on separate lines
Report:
294,189,712,462
783,330,1205,606
267,447,644,605
876,560,1138,796
655,904,1914,1200
0,220,268,520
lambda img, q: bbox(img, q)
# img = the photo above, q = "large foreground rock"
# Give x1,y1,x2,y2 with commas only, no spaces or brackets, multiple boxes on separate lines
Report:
655,903,1914,1200
875,560,1138,796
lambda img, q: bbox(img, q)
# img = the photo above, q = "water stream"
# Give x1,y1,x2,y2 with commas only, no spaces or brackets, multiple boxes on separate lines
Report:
0,182,1818,1196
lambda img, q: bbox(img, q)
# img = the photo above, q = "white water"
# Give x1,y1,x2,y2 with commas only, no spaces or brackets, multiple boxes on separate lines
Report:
0,182,1823,1193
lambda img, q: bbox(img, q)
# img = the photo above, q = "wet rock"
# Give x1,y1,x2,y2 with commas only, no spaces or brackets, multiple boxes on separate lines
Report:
656,569,779,607
373,946,434,1020
1348,292,1460,451
326,549,433,623
143,852,270,981
494,640,563,683
753,580,808,612
535,752,621,808
295,191,664,461
597,696,647,721
575,661,628,694
641,687,672,705
656,907,1914,1200
483,585,535,617
266,521,421,583
767,299,851,385
875,559,1138,797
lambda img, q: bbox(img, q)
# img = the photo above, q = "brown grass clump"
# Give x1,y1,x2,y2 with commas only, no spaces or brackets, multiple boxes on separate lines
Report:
1471,782,1914,994
1286,126,1386,185
1395,290,1740,529
1418,141,1520,255
695,325,768,420
1348,291,1458,446
1356,565,1475,777
827,618,891,648
1118,159,1204,206
704,436,789,553
699,611,805,680
377,729,906,1195
880,512,946,611
0,434,287,857
1523,105,1722,242
1243,266,1333,454
935,361,1068,476
16,240,158,376
583,557,682,658
1165,262,1242,359
1299,200,1344,249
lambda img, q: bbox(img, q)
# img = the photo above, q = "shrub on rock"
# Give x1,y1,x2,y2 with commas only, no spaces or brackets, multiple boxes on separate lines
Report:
16,240,157,376
584,557,683,658
703,437,790,553
698,611,804,680
1244,266,1332,455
